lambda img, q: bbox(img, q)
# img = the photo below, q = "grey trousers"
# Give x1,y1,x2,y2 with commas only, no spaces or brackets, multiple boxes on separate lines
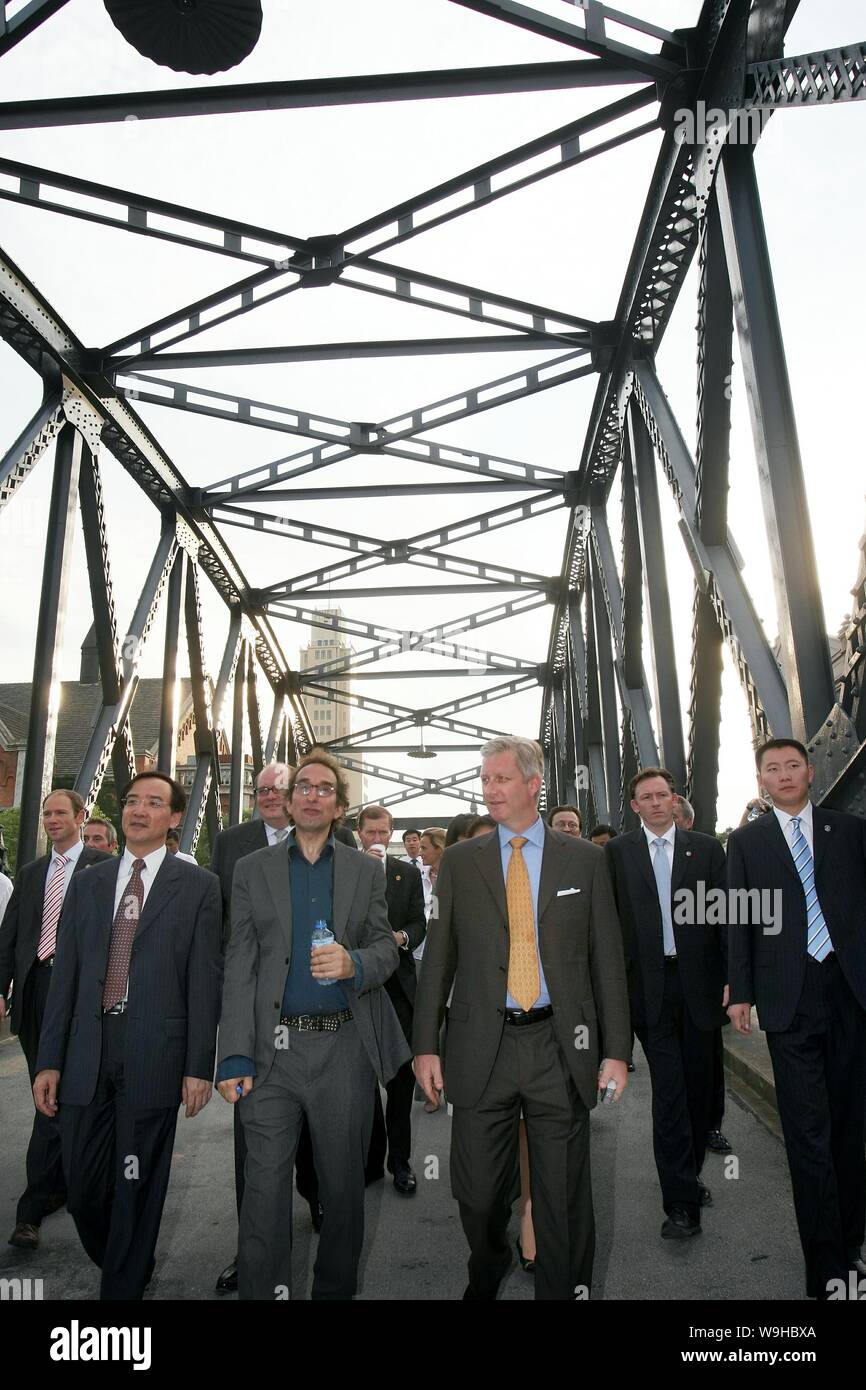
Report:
450,1017,594,1301
238,1021,376,1300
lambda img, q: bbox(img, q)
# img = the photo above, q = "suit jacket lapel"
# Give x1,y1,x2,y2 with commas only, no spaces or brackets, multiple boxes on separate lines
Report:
332,842,360,943
671,828,689,894
629,830,658,897
133,852,182,942
475,833,507,926
538,832,569,918
760,813,802,884
811,804,832,878
262,843,293,953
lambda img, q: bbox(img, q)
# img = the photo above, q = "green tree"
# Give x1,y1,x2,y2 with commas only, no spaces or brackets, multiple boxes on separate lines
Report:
0,808,19,876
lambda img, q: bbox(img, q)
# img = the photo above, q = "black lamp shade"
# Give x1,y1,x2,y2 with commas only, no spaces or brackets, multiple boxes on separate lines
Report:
104,0,263,76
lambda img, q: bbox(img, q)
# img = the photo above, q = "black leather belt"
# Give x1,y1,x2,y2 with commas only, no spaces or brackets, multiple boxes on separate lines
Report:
280,1009,352,1032
504,1005,553,1026
104,1000,129,1015
36,955,54,968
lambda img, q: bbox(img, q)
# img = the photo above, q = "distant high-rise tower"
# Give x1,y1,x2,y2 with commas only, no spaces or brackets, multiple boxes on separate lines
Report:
299,610,365,814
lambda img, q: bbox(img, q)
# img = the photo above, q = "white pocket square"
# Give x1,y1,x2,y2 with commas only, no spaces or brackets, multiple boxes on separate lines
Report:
557,887,581,897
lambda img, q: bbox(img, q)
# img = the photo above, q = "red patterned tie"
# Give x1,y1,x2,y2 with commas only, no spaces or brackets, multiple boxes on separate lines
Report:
102,859,146,1011
37,854,69,960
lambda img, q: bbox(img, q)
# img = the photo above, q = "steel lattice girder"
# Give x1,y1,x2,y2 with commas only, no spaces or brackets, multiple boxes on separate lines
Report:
2,0,864,841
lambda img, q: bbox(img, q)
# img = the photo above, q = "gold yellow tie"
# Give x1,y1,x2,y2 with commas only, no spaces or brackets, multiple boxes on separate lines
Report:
506,836,540,1011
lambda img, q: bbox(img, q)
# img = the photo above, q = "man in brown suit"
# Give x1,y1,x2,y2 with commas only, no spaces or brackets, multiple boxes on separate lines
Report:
413,736,631,1301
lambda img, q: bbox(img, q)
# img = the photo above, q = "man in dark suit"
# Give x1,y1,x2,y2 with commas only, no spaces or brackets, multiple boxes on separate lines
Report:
0,789,111,1250
356,804,426,1195
727,738,866,1298
414,735,631,1301
673,794,731,1157
606,767,726,1239
33,772,222,1300
216,749,408,1300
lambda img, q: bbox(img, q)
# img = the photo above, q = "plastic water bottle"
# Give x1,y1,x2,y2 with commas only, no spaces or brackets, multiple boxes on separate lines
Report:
311,920,335,986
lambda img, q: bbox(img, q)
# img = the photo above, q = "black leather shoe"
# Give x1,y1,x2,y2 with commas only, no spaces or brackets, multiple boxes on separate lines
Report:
310,1201,324,1233
706,1129,731,1154
698,1181,713,1207
392,1165,417,1197
849,1249,866,1277
215,1257,238,1293
516,1237,535,1274
661,1208,701,1239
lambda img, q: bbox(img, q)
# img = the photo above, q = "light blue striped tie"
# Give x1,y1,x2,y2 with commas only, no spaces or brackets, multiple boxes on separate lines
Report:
652,838,677,957
789,816,832,961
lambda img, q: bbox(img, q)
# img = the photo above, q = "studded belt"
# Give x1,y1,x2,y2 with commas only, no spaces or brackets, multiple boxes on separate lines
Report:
279,1009,352,1032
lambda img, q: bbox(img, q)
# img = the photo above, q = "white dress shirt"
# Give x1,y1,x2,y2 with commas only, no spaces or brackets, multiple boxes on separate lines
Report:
773,801,814,856
642,820,676,864
0,872,12,925
265,823,290,847
45,835,84,901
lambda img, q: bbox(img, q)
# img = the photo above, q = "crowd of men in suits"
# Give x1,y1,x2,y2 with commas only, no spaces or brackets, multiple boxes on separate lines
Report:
0,732,864,1301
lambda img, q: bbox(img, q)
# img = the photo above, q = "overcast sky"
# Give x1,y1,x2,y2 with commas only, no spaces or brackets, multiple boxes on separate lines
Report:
1,0,864,829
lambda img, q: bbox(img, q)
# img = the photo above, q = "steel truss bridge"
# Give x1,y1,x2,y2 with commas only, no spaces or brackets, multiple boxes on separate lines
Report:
1,0,865,864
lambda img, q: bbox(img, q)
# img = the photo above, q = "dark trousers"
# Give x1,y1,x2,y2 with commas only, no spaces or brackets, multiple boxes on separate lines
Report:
238,1020,376,1300
60,1015,178,1301
634,960,715,1221
450,1017,593,1301
234,1105,319,1218
766,954,866,1299
16,962,66,1225
366,983,415,1173
711,1028,726,1132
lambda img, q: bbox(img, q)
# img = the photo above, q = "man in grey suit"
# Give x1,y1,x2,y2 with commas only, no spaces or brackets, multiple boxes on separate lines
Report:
414,736,631,1301
216,748,408,1300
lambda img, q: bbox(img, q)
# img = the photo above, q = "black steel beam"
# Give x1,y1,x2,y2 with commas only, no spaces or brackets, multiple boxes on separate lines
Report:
627,397,686,787
686,584,724,834
157,549,186,778
229,639,247,827
111,335,570,372
747,44,866,107
447,0,683,78
0,0,70,57
302,667,539,682
18,422,81,865
78,447,121,708
632,360,790,740
695,194,732,545
74,524,178,806
0,383,64,512
338,88,657,259
716,146,835,743
0,60,655,130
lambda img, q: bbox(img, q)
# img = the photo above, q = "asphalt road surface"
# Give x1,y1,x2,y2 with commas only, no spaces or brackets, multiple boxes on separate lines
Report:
0,1034,806,1301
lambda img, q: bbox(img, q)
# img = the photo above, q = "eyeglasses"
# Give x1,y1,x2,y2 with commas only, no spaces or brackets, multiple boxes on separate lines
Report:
294,781,337,799
256,785,285,797
122,796,170,810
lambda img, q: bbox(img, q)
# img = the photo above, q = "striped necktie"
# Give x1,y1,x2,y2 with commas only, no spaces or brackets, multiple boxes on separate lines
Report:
789,817,832,961
103,858,146,1010
37,854,69,960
